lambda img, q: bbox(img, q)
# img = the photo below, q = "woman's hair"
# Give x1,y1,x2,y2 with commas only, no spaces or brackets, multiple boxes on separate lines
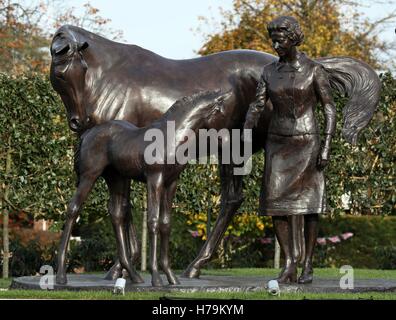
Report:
267,16,304,46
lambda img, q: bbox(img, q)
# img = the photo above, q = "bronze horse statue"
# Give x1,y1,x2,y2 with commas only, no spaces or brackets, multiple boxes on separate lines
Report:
50,25,381,280
56,90,231,286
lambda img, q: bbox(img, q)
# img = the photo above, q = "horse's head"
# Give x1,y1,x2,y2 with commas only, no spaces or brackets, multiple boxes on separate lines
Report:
50,25,91,133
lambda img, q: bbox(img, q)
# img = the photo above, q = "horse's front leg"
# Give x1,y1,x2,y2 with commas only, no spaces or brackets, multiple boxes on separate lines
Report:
56,177,95,285
105,174,143,283
147,173,164,287
183,162,244,278
159,180,180,285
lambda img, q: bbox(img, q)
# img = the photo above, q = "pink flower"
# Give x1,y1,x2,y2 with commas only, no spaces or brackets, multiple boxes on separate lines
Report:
190,230,199,238
317,238,327,245
328,236,341,244
341,232,354,240
260,237,273,244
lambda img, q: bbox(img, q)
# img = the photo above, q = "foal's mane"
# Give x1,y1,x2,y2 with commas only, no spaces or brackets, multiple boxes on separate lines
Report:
159,90,221,124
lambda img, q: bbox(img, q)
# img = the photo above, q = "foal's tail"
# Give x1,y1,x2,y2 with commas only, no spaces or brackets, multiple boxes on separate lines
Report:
317,56,381,144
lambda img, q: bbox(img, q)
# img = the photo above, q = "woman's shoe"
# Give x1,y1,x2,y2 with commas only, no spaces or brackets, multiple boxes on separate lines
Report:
298,266,313,284
276,264,298,283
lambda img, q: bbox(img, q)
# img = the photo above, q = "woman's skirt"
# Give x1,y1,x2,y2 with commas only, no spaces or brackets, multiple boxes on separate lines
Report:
259,133,328,216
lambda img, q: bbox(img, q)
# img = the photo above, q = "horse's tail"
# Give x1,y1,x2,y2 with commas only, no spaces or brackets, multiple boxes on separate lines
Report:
317,57,381,144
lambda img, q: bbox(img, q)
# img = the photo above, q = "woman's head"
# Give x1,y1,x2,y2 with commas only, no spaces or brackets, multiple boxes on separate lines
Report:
267,16,304,56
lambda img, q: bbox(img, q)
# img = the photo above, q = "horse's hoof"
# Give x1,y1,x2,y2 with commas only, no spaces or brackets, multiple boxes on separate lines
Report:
104,263,123,280
131,272,144,284
181,266,201,279
56,273,67,285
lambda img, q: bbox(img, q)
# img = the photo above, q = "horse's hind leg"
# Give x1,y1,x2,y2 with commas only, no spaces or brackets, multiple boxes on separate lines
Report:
56,175,96,285
105,174,143,283
159,180,180,285
183,163,244,278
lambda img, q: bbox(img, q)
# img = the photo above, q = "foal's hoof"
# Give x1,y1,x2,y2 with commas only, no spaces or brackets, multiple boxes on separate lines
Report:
168,276,181,285
56,273,67,285
151,273,164,287
181,265,201,279
166,272,181,285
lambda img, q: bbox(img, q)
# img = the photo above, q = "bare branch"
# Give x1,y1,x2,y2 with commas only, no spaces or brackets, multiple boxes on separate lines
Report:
361,10,396,38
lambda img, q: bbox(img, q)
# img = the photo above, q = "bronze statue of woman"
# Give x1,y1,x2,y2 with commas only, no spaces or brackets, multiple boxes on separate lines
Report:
244,16,338,284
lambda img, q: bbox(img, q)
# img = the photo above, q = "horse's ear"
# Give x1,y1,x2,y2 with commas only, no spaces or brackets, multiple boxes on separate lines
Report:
78,41,89,51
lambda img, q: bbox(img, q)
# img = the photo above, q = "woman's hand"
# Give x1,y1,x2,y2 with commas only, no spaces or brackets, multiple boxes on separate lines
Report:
317,135,332,170
317,147,329,170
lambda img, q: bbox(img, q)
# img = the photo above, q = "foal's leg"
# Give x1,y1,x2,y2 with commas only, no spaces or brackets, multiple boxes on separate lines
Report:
105,174,143,283
125,180,140,264
147,173,164,287
104,179,140,280
56,176,95,285
159,180,180,285
183,163,244,278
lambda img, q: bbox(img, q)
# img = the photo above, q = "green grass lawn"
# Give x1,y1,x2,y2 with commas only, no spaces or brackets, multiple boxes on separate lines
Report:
0,268,395,300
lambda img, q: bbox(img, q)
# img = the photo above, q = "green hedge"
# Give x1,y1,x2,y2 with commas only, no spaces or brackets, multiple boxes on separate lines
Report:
316,216,396,269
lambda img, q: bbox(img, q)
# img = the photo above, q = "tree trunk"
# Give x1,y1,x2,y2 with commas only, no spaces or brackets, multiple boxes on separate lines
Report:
2,137,12,279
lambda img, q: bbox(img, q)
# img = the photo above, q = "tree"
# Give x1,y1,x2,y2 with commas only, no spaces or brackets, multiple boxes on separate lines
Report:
0,0,123,74
198,0,396,69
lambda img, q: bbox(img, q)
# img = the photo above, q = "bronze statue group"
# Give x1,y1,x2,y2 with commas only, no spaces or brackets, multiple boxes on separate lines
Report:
50,16,380,286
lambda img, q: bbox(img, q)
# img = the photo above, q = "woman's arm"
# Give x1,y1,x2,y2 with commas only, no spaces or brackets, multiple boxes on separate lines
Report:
313,64,337,169
243,71,268,130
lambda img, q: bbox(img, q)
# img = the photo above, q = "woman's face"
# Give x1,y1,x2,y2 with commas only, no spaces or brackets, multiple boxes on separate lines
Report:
270,31,295,57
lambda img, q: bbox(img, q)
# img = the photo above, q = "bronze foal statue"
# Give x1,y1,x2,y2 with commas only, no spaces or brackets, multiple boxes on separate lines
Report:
56,90,231,286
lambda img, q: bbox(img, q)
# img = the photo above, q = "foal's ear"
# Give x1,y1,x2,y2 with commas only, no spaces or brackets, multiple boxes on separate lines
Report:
215,90,233,104
213,90,232,115
78,41,89,51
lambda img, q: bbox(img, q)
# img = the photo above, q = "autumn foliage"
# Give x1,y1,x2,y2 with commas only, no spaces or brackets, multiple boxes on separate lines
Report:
0,0,122,74
198,0,396,69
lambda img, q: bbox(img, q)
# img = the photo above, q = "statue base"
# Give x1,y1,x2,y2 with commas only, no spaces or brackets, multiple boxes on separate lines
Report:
10,274,396,293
